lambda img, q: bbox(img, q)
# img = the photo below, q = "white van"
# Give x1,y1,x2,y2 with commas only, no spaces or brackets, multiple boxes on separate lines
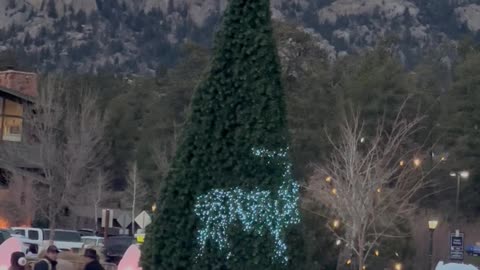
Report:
11,227,84,254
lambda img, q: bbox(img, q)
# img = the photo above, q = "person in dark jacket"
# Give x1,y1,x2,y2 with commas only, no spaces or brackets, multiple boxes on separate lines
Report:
33,245,59,270
9,251,27,270
83,249,104,270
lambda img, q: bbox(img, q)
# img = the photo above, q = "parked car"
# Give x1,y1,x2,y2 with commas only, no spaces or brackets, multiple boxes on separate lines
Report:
10,227,41,254
43,229,84,251
104,236,135,264
134,229,145,245
82,236,104,248
466,245,480,256
11,227,84,254
78,229,96,237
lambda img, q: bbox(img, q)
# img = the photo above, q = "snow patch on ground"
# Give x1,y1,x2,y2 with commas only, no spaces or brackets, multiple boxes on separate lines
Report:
436,261,479,270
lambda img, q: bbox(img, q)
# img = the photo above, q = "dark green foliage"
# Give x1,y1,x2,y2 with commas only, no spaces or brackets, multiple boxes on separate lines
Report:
0,49,18,70
47,0,58,18
446,50,480,215
23,32,33,46
75,10,87,26
142,0,302,269
332,46,414,135
7,0,15,10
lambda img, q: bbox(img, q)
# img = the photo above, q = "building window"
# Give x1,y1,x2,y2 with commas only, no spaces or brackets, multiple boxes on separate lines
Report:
64,207,70,217
1,98,23,142
0,169,10,188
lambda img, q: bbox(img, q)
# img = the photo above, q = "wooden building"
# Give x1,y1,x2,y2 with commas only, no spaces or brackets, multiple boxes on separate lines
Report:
0,68,38,227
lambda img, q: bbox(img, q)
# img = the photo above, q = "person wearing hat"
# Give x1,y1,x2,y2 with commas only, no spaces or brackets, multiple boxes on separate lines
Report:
33,245,59,270
9,251,27,270
83,249,104,270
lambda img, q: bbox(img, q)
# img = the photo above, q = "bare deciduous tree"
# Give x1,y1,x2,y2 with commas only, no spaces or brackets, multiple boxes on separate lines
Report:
0,76,105,241
306,107,438,270
91,171,110,233
126,161,148,235
151,143,172,201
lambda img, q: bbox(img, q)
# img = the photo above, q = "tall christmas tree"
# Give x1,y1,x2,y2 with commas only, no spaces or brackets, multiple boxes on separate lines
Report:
142,0,301,268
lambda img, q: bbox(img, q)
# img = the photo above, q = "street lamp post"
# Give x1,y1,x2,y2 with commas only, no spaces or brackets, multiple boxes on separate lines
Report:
428,220,438,270
450,171,469,225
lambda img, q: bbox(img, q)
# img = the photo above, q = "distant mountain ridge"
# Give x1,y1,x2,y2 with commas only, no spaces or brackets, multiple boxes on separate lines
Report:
0,0,479,73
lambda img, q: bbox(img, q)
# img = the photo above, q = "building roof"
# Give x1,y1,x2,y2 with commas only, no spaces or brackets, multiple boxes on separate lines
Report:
0,86,35,103
72,206,132,224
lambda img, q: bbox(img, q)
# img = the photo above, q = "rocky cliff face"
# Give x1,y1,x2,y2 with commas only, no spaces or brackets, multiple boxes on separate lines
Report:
0,0,478,73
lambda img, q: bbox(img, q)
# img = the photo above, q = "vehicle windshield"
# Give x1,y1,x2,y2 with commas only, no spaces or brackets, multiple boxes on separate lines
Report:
44,230,81,242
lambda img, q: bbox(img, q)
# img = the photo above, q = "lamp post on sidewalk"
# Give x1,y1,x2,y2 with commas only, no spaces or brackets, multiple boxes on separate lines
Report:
428,220,438,270
449,170,469,225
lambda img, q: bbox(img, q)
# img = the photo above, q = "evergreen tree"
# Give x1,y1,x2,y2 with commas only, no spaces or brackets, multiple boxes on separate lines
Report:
142,0,302,269
332,46,414,134
7,0,16,10
47,0,58,18
446,50,480,214
0,50,18,70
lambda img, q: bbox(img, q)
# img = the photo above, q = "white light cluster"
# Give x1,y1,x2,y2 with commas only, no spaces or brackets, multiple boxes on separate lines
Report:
194,147,300,263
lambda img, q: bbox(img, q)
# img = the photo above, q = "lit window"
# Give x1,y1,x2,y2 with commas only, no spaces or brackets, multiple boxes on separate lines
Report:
4,99,23,116
2,99,23,142
3,117,23,141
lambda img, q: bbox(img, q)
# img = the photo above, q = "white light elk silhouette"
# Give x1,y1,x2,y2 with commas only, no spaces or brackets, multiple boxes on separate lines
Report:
194,147,300,263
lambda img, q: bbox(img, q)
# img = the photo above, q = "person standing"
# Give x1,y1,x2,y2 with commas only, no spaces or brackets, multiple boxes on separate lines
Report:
83,249,104,270
26,244,38,258
9,252,27,270
33,245,59,270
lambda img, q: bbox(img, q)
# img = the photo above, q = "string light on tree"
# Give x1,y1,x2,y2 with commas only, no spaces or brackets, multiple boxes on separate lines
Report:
413,158,421,167
194,148,300,263
332,220,340,229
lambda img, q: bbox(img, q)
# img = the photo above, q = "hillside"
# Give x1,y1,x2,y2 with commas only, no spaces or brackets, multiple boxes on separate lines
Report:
0,0,479,73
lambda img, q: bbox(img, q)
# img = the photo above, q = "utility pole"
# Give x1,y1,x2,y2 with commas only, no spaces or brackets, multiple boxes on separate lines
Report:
103,209,110,246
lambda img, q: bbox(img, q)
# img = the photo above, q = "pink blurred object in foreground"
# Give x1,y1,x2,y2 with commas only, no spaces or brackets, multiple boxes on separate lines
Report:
0,237,23,270
117,245,141,270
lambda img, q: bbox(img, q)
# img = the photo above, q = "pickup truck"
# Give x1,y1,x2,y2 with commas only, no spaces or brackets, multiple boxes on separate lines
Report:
11,227,84,254
104,236,135,264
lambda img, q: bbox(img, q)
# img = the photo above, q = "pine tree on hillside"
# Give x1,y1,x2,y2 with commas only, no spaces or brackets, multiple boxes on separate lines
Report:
445,51,480,214
142,0,302,269
47,0,58,18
